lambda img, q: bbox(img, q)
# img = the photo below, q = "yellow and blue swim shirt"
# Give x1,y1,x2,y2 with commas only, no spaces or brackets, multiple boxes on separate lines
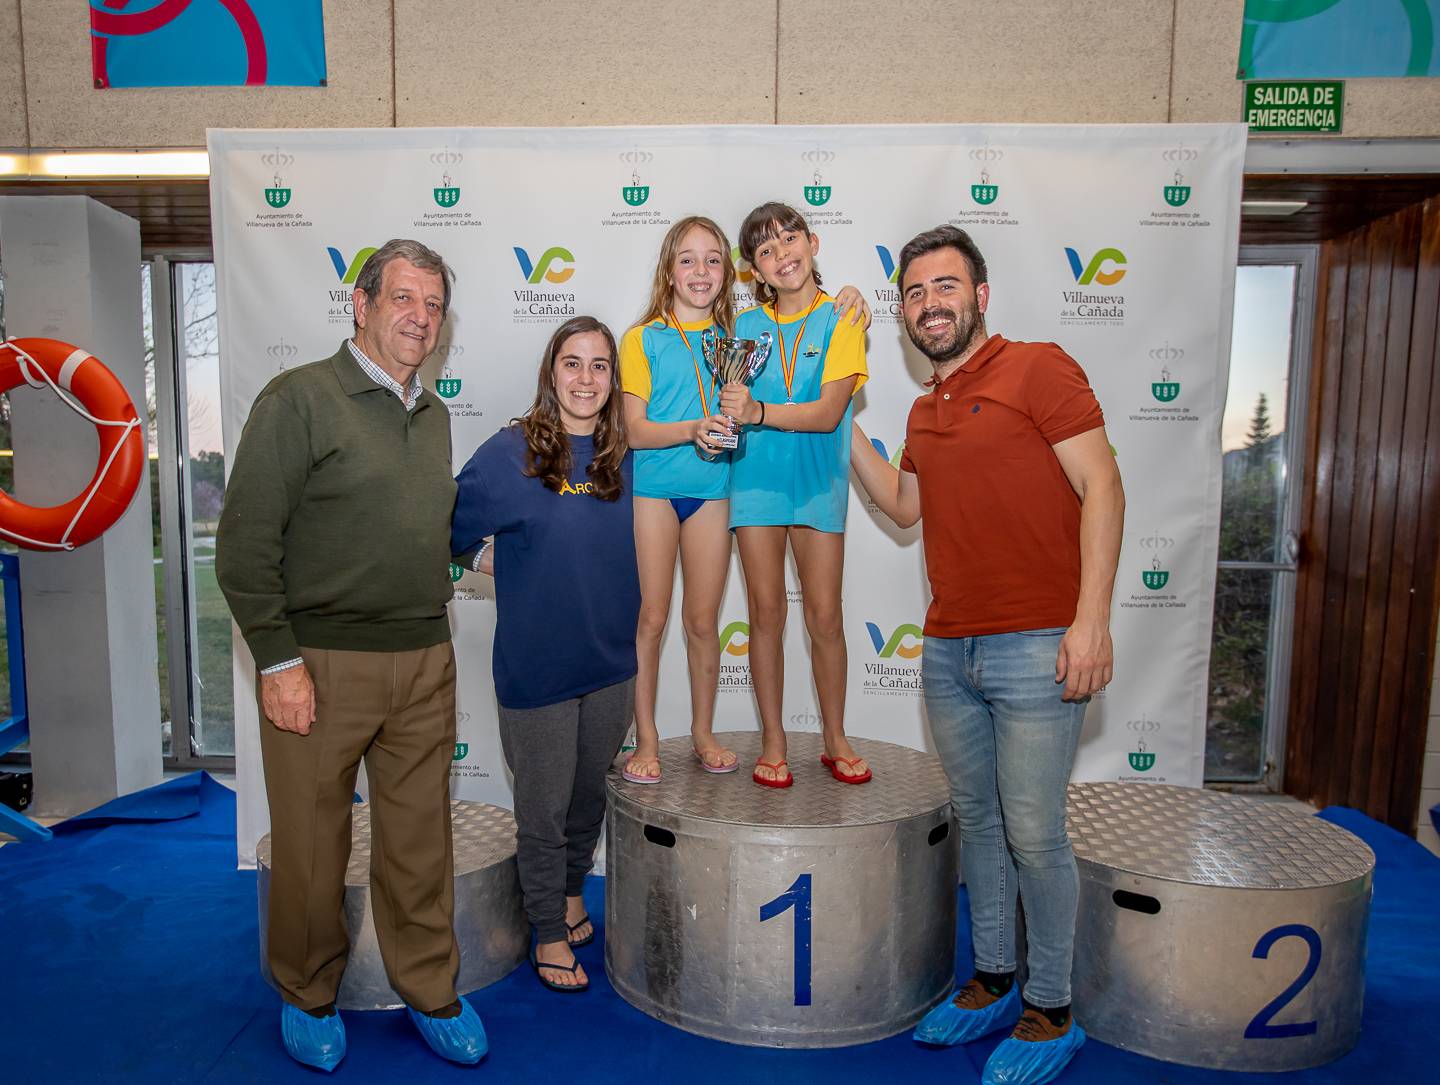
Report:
729,294,867,533
619,317,731,501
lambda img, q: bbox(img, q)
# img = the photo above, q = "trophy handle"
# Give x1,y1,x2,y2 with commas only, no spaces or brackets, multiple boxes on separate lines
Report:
748,331,773,373
700,328,718,367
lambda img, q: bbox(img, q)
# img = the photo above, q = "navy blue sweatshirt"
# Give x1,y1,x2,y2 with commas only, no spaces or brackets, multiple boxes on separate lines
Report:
451,425,639,710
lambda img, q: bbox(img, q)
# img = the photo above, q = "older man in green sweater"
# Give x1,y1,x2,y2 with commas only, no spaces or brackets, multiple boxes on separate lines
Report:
216,238,485,1070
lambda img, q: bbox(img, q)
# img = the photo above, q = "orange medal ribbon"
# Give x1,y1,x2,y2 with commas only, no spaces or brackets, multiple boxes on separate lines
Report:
774,292,822,404
668,312,715,418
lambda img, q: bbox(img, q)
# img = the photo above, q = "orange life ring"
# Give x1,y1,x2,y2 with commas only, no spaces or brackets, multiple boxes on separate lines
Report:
0,338,145,551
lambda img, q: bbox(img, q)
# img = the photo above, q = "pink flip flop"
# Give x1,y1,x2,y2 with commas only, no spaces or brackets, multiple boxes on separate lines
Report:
693,746,739,774
621,756,661,785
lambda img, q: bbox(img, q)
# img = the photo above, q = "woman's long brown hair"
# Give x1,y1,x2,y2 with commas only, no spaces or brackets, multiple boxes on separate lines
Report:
635,215,737,335
519,316,627,502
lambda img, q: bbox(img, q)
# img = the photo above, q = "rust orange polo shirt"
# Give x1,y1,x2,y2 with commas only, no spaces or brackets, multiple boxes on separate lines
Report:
899,334,1104,638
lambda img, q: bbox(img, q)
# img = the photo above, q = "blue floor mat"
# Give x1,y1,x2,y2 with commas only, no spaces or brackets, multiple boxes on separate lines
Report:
0,774,1435,1082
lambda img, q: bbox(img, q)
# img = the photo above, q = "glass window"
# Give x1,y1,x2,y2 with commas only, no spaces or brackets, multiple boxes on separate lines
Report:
1207,260,1309,784
176,263,233,758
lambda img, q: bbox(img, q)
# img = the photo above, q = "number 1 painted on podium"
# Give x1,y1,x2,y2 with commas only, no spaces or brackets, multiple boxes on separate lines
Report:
760,873,813,1006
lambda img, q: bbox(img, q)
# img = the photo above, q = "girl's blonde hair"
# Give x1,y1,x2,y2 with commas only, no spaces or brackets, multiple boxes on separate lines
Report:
635,215,737,335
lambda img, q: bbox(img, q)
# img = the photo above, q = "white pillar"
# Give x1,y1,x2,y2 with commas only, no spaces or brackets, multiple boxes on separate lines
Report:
0,195,162,815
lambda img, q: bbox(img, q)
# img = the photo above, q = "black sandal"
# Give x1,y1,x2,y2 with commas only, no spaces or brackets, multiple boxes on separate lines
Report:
529,947,589,993
566,914,594,948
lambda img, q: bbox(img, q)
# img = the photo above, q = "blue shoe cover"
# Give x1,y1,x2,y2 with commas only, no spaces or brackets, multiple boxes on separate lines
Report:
280,1003,346,1073
982,1022,1086,1085
914,984,1020,1046
408,998,488,1065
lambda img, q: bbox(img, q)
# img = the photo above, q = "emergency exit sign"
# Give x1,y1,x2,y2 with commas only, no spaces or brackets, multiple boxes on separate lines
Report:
1245,81,1344,133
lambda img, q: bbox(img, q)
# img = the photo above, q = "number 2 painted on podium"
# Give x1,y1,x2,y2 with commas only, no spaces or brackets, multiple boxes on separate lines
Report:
1244,923,1322,1039
760,874,812,1006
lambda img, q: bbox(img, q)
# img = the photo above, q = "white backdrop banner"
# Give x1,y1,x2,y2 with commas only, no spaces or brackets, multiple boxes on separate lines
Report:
210,123,1245,864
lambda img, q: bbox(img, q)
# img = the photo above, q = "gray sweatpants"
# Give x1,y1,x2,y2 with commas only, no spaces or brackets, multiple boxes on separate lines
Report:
496,677,635,943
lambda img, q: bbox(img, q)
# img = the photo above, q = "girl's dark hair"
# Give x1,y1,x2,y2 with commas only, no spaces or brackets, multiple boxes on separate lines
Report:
737,201,823,307
519,316,627,502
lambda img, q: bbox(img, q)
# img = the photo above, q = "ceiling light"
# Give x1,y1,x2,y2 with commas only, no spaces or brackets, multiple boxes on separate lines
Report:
1241,200,1308,217
32,151,210,179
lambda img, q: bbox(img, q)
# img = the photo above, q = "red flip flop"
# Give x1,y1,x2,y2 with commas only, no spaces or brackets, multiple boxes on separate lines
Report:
821,753,872,784
753,758,793,789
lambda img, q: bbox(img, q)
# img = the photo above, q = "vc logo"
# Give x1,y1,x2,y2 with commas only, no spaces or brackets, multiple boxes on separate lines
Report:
327,246,378,284
731,247,755,284
865,622,923,659
1064,247,1127,286
868,437,906,467
513,246,575,284
720,621,750,656
875,246,900,283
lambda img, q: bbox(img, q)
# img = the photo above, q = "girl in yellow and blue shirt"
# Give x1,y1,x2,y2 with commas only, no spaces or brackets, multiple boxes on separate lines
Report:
720,202,872,788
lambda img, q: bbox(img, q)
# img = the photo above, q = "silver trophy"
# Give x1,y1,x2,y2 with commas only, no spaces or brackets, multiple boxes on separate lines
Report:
700,330,772,451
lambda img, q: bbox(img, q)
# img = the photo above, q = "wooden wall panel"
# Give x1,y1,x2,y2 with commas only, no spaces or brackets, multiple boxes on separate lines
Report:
1288,196,1440,832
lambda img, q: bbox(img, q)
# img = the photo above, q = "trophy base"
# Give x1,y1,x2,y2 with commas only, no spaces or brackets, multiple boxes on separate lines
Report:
709,432,739,450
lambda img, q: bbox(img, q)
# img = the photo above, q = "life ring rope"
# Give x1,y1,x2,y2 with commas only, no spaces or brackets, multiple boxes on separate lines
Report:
0,338,144,551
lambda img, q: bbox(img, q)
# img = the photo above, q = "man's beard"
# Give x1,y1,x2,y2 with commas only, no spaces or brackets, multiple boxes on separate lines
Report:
904,301,982,364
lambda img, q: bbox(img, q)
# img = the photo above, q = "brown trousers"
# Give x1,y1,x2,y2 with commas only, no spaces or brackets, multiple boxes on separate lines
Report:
258,642,459,1013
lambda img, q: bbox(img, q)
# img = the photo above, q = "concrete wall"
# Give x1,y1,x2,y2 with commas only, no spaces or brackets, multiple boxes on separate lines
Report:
6,0,1440,147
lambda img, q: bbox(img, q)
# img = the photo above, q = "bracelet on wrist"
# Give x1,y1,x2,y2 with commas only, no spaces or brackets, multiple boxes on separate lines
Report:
757,401,766,427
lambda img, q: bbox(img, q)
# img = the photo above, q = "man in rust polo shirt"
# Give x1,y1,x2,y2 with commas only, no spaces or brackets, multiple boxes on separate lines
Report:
851,225,1123,1085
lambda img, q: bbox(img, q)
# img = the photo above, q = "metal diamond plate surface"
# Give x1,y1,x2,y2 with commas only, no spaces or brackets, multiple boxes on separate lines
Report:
256,800,517,884
607,732,949,827
1067,782,1374,889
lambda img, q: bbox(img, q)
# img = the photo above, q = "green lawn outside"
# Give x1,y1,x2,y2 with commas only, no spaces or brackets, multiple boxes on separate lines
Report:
154,558,235,757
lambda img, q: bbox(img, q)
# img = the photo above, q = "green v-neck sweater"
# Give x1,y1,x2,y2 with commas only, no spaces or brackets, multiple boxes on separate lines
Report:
216,343,457,669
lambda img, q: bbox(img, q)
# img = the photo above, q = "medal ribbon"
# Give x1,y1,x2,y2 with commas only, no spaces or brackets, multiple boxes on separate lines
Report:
775,292,823,403
668,312,715,418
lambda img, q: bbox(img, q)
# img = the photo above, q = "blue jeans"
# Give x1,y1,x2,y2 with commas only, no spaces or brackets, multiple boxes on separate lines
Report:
922,630,1086,1008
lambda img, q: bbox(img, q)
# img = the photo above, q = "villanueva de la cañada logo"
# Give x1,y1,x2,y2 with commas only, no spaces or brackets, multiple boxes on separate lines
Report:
801,146,834,206
1060,245,1127,327
971,142,1002,205
514,246,575,284
1143,554,1170,591
1162,142,1197,207
252,149,309,229
448,561,466,583
324,244,377,325
862,438,907,509
1142,143,1208,231
1124,714,1161,775
436,361,462,400
512,245,577,322
863,621,924,695
1128,737,1157,773
721,620,750,656
433,345,481,418
263,149,292,207
868,436,906,467
266,336,298,372
871,247,903,324
1129,342,1198,425
1121,531,1183,611
620,147,651,207
1152,364,1180,403
433,147,462,208
327,245,378,284
452,742,469,762
718,620,752,692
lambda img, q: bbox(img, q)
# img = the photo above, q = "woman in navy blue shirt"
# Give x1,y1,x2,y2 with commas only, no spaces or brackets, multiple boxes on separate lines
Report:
452,316,640,993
